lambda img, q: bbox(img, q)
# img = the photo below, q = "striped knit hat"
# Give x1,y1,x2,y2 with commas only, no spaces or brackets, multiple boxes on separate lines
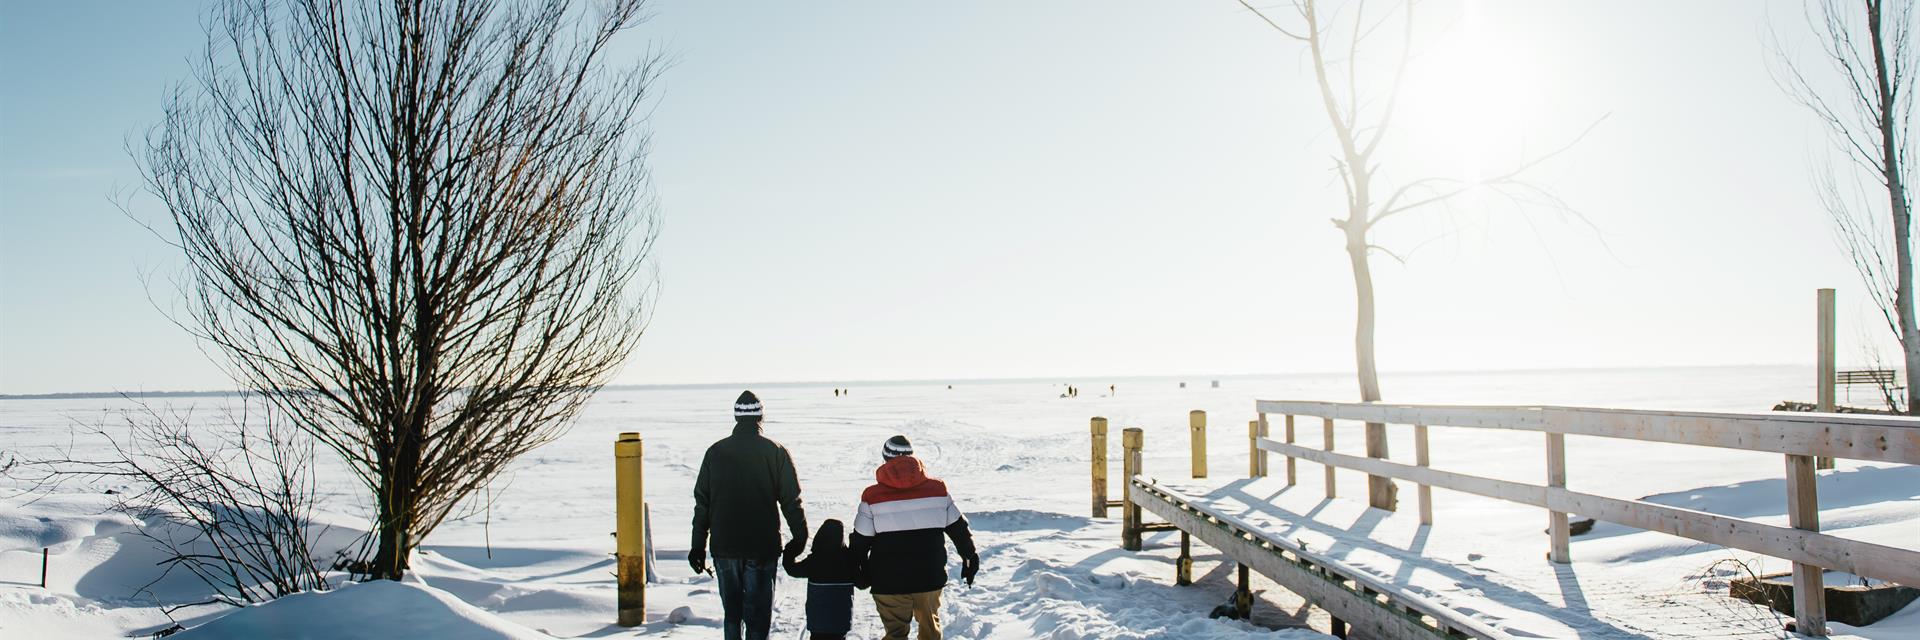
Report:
882,435,913,459
734,390,763,421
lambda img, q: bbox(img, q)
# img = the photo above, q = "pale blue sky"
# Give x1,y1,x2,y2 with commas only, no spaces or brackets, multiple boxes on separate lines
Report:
0,1,1888,394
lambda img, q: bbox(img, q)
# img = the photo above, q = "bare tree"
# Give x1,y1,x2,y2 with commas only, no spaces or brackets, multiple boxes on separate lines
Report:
1774,0,1920,413
12,400,332,609
1237,0,1592,510
138,0,662,580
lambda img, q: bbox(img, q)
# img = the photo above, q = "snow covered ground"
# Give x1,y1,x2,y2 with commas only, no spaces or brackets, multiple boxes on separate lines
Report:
2,366,1916,638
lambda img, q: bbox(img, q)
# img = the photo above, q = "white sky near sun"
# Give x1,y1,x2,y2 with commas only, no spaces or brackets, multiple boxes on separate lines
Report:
0,1,1902,394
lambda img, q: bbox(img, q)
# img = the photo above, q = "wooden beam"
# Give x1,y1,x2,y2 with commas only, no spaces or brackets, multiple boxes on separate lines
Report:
1092,417,1109,518
1252,401,1920,465
1324,417,1337,498
1414,424,1432,526
1817,288,1837,470
1255,438,1920,587
1546,432,1569,564
1787,453,1827,636
1123,428,1144,551
1191,410,1209,479
1285,414,1298,486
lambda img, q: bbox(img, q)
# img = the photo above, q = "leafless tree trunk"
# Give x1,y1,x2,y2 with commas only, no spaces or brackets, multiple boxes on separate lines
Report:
1238,0,1593,511
138,0,661,580
1774,0,1919,413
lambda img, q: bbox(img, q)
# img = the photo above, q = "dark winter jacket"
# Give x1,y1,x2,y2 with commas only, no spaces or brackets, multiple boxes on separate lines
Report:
691,421,808,559
786,519,861,634
849,456,978,595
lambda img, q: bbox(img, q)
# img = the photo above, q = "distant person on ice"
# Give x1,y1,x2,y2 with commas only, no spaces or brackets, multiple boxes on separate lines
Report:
784,519,865,639
690,390,809,640
851,435,979,640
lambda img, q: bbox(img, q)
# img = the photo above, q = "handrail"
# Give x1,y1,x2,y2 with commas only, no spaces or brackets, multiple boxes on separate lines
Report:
1254,400,1920,464
1254,399,1920,636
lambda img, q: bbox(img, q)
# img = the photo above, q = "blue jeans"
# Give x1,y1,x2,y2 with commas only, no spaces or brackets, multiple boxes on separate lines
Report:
714,556,777,640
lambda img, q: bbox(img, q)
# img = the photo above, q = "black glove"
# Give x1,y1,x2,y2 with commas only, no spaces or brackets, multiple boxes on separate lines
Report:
688,549,707,575
961,554,979,587
783,538,805,561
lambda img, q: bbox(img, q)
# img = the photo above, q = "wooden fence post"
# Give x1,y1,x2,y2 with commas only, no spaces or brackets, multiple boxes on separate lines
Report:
1190,410,1208,478
41,548,48,588
1285,414,1297,486
1546,432,1570,563
1122,427,1145,551
1323,417,1336,498
1787,453,1827,636
1414,424,1432,525
1249,418,1268,477
1817,288,1836,470
1091,417,1109,518
1177,531,1193,585
615,432,646,627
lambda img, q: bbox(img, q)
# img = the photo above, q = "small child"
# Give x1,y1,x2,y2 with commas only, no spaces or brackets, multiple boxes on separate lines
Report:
784,519,864,640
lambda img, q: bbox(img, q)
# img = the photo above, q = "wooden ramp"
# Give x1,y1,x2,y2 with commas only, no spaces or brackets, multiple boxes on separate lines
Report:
1126,475,1802,640
1129,477,1509,639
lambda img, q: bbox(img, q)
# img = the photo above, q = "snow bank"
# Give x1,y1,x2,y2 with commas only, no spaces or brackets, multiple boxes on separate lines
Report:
174,580,555,640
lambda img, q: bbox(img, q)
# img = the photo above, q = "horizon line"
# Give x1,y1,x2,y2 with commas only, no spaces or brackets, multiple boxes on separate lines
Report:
0,362,1811,400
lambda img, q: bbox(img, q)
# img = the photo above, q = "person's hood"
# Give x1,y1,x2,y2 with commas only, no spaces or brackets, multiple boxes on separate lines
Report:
812,519,846,553
875,455,930,490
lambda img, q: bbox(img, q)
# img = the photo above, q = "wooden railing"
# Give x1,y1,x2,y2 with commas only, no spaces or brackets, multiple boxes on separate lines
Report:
1253,400,1920,637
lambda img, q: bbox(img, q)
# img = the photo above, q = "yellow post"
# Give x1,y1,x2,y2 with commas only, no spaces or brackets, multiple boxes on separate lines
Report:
1091,417,1109,518
1248,419,1261,477
1189,410,1207,479
1122,427,1144,551
615,432,646,627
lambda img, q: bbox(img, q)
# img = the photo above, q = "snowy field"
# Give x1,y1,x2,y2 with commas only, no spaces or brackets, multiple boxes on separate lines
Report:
3,365,1918,638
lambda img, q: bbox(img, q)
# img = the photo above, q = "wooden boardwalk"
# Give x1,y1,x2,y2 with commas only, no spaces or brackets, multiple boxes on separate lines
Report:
1133,475,1796,639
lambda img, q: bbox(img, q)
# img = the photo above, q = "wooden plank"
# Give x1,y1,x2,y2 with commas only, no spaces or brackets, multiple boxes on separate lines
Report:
1285,414,1298,486
1324,417,1337,498
1787,453,1827,635
1545,432,1569,563
1818,288,1836,471
1130,480,1510,639
1252,400,1920,465
1091,417,1109,518
1255,438,1920,587
1414,424,1432,525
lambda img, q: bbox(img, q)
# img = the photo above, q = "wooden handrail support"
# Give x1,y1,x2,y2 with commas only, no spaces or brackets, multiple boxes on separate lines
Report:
1130,477,1512,640
1253,400,1920,637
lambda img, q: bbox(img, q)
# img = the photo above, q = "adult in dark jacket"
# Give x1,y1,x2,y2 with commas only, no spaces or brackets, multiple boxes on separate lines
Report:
850,435,978,640
691,390,808,640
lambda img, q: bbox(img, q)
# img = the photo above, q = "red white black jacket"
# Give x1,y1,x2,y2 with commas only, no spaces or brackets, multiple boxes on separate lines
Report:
849,456,977,595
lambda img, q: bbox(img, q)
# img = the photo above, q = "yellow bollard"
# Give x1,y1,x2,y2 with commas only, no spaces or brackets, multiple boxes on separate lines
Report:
615,432,646,627
1248,419,1270,478
1122,427,1144,551
1190,410,1207,479
1091,417,1109,518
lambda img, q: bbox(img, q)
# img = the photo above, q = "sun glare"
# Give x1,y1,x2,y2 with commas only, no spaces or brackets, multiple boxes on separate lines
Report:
1398,3,1549,178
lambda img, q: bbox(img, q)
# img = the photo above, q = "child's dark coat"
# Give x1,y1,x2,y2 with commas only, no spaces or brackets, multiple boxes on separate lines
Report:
784,519,865,636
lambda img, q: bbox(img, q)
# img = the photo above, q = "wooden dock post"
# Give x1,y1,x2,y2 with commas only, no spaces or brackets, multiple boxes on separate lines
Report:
615,432,646,627
1176,531,1193,585
1414,424,1432,525
1092,417,1109,518
1323,417,1336,498
1816,288,1836,470
1546,432,1570,563
1233,563,1253,619
1190,410,1208,478
1122,427,1144,551
1248,418,1268,477
1787,453,1827,636
1285,415,1297,486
